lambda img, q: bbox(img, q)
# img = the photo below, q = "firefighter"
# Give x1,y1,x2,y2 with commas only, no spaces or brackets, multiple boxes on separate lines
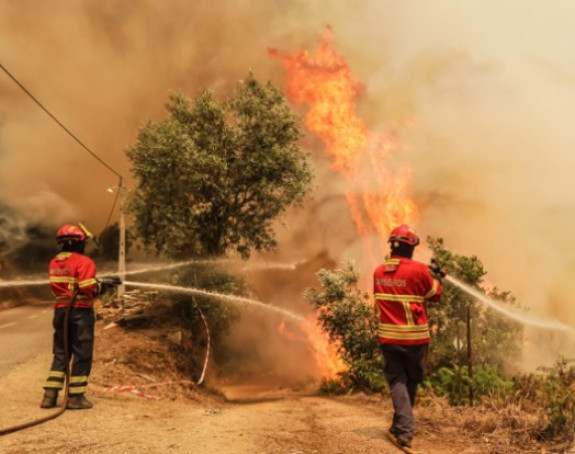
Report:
374,224,443,448
40,224,99,410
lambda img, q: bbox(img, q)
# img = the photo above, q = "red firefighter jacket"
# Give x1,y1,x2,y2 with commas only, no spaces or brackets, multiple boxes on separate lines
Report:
49,252,99,308
374,256,442,345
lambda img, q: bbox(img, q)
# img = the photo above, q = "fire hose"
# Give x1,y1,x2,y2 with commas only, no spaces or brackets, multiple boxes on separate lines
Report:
0,290,79,436
193,296,210,386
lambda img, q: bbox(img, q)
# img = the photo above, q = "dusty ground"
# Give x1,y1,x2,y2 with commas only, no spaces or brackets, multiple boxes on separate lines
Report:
0,297,571,454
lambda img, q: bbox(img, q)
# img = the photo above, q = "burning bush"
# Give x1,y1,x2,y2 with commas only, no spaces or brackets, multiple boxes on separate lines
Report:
304,260,384,393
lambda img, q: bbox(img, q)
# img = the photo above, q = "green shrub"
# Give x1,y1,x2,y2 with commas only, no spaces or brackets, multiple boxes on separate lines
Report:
427,364,513,405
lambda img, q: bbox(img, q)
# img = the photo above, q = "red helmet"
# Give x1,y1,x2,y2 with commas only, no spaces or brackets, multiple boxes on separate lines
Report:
56,224,87,243
388,224,420,247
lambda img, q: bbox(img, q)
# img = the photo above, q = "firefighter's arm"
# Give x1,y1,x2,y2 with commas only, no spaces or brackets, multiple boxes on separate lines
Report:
76,258,99,299
424,278,442,302
422,265,442,302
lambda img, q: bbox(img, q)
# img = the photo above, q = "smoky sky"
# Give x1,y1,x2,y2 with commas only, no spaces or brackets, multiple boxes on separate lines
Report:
2,0,575,364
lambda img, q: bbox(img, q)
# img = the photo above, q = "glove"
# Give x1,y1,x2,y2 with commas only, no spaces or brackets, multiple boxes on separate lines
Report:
428,259,446,279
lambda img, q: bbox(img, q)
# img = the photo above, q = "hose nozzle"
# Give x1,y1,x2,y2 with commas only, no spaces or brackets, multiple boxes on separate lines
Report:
98,276,123,286
97,276,123,295
428,258,447,279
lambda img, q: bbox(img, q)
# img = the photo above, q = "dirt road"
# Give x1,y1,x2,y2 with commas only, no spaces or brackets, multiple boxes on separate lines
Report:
0,346,480,454
0,301,52,376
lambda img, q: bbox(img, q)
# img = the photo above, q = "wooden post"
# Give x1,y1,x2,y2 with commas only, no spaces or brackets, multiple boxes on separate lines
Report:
117,176,126,297
467,304,474,406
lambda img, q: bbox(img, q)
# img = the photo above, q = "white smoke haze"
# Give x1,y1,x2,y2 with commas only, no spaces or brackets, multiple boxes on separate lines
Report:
1,0,574,370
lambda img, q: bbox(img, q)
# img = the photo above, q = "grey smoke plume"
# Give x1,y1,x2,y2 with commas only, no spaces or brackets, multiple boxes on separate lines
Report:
0,204,28,257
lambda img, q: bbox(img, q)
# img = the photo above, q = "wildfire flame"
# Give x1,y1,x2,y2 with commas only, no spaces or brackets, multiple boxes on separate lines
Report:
270,27,418,246
278,317,347,380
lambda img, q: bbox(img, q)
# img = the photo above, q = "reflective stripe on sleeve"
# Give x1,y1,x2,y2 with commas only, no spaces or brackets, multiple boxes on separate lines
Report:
78,278,98,288
49,276,77,284
424,280,439,299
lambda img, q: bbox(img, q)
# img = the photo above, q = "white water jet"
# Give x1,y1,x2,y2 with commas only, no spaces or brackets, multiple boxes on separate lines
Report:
124,280,307,322
0,258,301,289
100,258,300,277
99,260,201,277
0,278,47,288
445,275,575,334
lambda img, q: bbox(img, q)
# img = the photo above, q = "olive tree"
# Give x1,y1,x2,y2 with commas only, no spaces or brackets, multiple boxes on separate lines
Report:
126,73,312,260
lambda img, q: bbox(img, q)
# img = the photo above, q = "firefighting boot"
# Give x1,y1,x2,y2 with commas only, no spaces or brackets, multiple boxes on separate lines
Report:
40,389,59,409
66,394,93,410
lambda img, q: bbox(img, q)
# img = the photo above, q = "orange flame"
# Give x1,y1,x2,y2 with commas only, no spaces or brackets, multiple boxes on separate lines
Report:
270,27,418,246
278,317,347,380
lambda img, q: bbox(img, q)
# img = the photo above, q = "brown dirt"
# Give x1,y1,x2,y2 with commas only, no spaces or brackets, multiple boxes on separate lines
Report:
0,296,571,454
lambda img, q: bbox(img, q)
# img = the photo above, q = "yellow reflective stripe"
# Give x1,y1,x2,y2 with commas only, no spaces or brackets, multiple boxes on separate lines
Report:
44,381,64,389
424,280,439,299
69,375,88,394
45,370,66,389
50,276,76,284
69,386,87,394
78,278,97,288
70,376,89,384
378,323,429,331
385,259,400,265
48,370,65,378
375,293,425,303
403,301,414,325
378,329,430,340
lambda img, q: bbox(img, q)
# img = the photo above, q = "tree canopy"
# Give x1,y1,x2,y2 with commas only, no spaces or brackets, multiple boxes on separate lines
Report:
126,73,312,259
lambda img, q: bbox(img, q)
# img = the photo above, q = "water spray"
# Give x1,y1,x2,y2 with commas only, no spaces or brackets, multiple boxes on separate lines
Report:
0,277,47,288
0,259,302,289
124,280,306,322
445,274,575,334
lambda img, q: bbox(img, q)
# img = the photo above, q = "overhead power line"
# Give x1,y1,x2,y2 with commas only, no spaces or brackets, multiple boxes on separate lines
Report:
0,62,121,178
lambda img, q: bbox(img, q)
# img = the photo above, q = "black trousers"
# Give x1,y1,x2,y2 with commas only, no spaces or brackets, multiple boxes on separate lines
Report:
44,307,95,395
380,343,427,440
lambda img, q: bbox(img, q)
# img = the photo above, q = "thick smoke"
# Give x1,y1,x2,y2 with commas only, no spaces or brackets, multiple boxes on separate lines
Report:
1,1,574,372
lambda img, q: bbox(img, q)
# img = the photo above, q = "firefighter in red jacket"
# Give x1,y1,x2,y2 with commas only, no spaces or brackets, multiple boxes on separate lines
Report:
374,224,443,448
40,224,99,410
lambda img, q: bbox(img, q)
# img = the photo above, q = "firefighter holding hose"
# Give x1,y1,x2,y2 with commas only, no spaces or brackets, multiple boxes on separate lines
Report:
374,224,444,449
40,223,100,410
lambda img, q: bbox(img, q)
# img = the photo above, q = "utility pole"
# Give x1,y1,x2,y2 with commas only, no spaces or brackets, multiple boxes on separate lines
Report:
118,176,126,297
